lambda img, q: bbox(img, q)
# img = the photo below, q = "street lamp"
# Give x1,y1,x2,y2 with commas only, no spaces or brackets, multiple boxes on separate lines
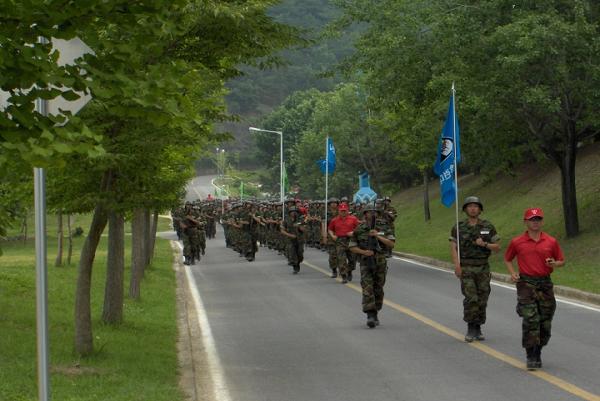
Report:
249,127,284,221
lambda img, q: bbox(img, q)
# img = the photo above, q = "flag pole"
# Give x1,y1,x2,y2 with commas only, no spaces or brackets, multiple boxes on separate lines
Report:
324,136,329,240
452,83,460,263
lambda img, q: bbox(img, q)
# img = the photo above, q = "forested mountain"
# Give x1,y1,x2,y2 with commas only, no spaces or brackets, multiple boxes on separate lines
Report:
203,0,357,170
226,0,354,116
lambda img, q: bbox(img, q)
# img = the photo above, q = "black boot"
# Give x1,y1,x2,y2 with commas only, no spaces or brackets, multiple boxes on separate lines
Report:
330,269,337,278
534,345,542,368
465,323,477,343
183,257,191,266
366,312,377,328
293,264,300,274
374,311,380,326
474,324,485,341
341,274,348,284
526,347,537,370
347,271,353,282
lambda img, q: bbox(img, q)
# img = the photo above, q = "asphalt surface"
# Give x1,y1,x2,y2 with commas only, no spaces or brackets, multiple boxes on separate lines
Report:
186,175,218,201
181,176,600,401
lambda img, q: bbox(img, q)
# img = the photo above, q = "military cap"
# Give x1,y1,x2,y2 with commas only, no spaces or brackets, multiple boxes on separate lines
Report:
462,196,483,211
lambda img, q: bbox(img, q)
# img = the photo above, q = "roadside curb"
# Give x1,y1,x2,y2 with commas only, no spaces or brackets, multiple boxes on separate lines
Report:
172,241,213,401
392,251,600,307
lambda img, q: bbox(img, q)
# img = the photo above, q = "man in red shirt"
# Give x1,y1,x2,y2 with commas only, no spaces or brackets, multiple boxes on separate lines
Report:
328,203,360,283
504,208,565,370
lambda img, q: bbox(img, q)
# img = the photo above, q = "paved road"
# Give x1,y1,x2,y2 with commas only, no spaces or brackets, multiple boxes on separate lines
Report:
186,174,218,201
178,224,600,401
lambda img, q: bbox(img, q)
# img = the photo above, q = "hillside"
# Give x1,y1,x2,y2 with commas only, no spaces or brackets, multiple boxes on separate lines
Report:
392,142,600,294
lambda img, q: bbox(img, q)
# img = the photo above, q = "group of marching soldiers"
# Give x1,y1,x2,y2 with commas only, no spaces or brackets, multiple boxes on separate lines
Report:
171,200,220,265
174,195,397,328
218,197,397,274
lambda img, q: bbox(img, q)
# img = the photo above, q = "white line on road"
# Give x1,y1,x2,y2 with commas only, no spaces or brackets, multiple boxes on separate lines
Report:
177,242,232,401
393,256,600,313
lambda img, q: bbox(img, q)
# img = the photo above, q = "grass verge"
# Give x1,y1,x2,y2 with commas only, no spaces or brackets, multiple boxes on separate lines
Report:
0,233,182,401
392,143,600,294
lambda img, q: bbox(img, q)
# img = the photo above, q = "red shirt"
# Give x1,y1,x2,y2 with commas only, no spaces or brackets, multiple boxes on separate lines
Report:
328,214,359,237
504,231,564,277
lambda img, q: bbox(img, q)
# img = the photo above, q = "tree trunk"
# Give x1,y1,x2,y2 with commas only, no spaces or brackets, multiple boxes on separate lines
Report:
102,211,125,325
67,214,73,265
559,135,579,237
21,214,27,244
74,204,108,356
55,210,63,267
146,210,159,267
143,208,152,269
423,170,431,222
129,208,146,300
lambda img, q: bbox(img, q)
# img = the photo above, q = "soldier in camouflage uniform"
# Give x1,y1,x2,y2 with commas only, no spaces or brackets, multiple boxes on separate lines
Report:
349,204,396,328
280,207,306,274
450,196,500,342
324,198,339,278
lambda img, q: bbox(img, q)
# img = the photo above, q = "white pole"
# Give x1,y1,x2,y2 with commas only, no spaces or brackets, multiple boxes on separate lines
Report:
324,136,329,225
35,36,50,401
452,83,460,262
280,132,284,221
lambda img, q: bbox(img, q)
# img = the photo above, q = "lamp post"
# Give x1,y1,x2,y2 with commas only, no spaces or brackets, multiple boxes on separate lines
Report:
249,127,284,221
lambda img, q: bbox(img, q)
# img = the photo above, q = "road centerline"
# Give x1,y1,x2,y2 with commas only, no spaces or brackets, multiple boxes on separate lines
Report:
301,260,600,401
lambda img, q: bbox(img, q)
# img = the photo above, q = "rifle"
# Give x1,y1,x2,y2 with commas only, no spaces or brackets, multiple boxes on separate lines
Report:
365,213,382,270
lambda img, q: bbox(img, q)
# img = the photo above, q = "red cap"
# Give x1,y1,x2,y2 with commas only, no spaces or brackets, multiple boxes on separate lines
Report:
338,203,349,211
524,208,544,220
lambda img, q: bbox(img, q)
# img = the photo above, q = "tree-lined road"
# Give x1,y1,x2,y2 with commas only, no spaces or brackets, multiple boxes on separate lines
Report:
180,224,600,401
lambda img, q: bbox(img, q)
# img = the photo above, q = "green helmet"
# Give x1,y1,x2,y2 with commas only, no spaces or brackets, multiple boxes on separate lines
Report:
362,204,377,214
462,196,483,211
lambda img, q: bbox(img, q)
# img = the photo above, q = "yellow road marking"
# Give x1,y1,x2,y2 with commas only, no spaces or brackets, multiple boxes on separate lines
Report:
302,261,600,401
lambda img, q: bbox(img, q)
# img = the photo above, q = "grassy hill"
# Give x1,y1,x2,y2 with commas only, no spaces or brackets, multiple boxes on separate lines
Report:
392,142,600,294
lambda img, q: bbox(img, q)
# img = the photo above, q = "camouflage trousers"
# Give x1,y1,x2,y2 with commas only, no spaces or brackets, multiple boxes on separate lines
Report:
359,254,388,312
460,265,491,324
327,240,338,272
516,276,556,349
335,237,356,277
287,240,304,267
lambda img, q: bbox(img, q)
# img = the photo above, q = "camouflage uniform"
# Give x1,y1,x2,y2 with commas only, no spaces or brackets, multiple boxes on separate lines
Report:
281,209,305,273
516,276,556,349
349,216,395,315
325,207,338,276
450,219,499,325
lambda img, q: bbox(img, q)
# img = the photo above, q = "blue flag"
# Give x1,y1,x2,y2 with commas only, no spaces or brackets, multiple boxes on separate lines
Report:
316,137,336,175
433,91,461,207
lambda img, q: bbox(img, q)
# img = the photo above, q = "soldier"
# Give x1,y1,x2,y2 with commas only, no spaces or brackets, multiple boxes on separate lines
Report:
504,208,564,370
349,204,395,328
328,202,360,283
450,196,501,342
323,198,339,277
280,207,306,274
382,196,397,258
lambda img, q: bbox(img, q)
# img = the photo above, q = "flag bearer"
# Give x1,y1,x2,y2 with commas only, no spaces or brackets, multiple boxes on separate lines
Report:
450,196,500,342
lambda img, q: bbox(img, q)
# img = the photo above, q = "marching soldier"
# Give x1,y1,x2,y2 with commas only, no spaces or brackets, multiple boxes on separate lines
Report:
450,196,500,342
280,207,306,274
504,208,564,370
328,202,360,283
349,204,395,328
